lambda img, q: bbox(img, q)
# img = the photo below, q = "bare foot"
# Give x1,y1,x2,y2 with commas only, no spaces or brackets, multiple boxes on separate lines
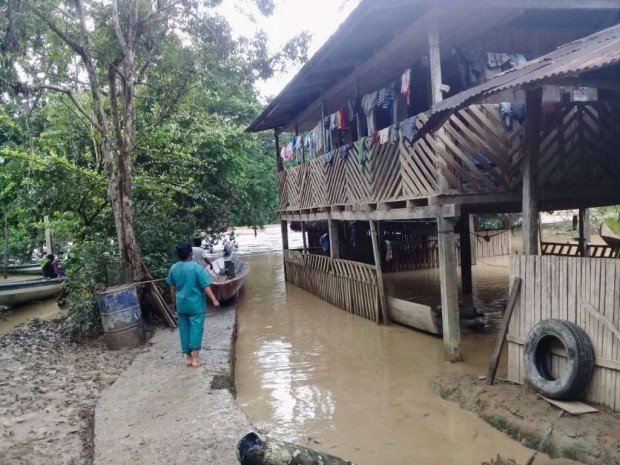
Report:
186,354,193,367
190,350,200,368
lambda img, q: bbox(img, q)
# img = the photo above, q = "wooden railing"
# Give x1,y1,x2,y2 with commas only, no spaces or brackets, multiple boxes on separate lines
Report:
278,102,620,212
283,250,380,322
541,242,620,258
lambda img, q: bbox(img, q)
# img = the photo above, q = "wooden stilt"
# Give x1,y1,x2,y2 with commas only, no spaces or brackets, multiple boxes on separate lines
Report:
369,221,389,325
428,20,443,106
460,215,473,296
3,214,8,280
438,215,462,362
469,215,477,266
522,88,543,256
579,208,590,257
301,220,308,254
281,220,289,282
328,219,340,259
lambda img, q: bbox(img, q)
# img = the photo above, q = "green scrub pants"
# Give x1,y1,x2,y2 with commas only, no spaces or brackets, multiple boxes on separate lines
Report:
178,312,205,354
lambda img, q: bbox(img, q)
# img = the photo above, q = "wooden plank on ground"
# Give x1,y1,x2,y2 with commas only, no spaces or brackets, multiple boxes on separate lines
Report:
539,396,599,415
387,297,440,335
487,277,522,385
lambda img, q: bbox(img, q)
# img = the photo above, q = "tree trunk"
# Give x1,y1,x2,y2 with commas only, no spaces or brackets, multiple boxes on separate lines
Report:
238,433,357,465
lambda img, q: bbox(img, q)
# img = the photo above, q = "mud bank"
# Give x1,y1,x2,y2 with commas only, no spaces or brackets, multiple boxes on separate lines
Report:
434,374,620,465
0,319,143,465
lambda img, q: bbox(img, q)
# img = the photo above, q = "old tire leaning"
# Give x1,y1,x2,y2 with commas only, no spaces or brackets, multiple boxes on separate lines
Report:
523,319,595,400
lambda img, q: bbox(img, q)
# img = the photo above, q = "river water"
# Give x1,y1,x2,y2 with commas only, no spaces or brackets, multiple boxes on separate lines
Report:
233,225,562,465
0,275,62,334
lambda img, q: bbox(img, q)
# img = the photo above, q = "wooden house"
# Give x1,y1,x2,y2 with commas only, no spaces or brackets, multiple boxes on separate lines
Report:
247,0,620,375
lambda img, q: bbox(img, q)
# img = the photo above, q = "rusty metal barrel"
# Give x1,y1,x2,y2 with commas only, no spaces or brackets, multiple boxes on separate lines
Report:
95,284,146,350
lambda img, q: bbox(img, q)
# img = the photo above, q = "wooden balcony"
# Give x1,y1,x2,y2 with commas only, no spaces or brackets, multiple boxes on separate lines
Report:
278,102,620,220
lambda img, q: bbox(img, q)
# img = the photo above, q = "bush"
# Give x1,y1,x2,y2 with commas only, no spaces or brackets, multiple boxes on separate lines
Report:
61,239,116,341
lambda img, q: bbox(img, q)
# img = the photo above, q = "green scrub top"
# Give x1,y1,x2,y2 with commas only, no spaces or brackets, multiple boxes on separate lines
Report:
166,261,212,314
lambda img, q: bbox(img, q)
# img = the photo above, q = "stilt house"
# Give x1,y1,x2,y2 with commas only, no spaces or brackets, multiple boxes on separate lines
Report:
247,0,620,409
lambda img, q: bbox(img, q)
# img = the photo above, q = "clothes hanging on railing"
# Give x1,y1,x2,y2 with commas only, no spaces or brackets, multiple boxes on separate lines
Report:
499,102,526,128
325,150,335,167
390,125,399,145
357,136,369,166
378,127,391,145
313,121,323,153
400,116,417,143
341,143,353,160
280,143,293,161
401,68,411,106
486,52,526,70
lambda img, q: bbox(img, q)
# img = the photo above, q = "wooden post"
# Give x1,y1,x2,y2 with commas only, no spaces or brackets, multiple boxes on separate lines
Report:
281,220,289,282
579,208,590,257
428,20,443,106
460,216,473,296
469,215,477,265
328,219,340,259
301,220,308,254
44,215,52,255
487,278,522,385
369,221,389,325
3,214,8,280
437,215,462,362
321,101,328,154
522,88,543,256
354,78,362,139
274,130,283,173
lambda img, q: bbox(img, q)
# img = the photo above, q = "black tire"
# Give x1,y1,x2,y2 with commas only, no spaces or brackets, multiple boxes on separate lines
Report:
523,319,595,400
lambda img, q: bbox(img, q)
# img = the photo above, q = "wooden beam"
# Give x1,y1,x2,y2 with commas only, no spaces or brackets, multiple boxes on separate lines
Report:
579,208,590,257
437,215,462,362
328,219,340,259
274,130,283,173
428,19,443,106
301,221,308,253
487,277,522,385
459,215,473,296
369,221,389,325
280,204,459,222
3,214,8,280
281,220,289,281
461,0,620,9
522,88,543,256
469,215,477,266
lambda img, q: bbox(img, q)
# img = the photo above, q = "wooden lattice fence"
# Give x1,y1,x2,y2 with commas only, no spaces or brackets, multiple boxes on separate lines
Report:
283,250,380,322
508,255,620,411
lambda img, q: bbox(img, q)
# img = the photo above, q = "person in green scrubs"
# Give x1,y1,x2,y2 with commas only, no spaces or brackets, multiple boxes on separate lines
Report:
167,243,220,367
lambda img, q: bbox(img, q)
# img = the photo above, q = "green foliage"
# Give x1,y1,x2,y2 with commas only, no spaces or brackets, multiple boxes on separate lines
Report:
61,239,117,340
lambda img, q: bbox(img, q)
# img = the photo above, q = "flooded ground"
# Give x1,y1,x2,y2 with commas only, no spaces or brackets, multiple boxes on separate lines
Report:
233,225,566,465
0,274,63,334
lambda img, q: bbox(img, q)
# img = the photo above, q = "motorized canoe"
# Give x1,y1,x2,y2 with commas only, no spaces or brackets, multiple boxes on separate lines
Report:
0,278,64,307
210,256,249,303
5,263,41,276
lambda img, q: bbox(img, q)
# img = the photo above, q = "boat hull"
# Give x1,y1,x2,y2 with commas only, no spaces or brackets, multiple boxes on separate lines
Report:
5,265,41,276
210,257,249,303
0,278,63,306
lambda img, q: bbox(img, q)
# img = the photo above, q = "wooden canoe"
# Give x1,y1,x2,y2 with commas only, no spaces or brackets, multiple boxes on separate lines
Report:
0,278,64,307
5,264,41,276
210,256,249,303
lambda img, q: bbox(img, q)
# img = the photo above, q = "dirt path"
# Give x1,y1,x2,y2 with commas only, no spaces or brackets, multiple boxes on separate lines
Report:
0,319,143,465
434,374,620,465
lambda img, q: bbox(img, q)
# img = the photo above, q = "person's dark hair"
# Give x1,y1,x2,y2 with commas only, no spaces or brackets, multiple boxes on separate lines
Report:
192,237,202,247
47,254,54,260
176,243,193,261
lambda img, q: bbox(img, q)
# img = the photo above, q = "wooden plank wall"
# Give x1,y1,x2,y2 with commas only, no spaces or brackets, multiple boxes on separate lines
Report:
283,250,380,322
507,255,620,411
384,230,511,272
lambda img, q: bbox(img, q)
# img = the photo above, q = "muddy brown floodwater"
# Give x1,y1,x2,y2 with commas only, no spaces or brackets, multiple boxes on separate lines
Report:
233,225,571,465
0,275,63,334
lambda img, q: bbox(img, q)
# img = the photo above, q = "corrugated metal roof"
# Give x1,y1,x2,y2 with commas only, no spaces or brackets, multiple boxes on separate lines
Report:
423,22,620,133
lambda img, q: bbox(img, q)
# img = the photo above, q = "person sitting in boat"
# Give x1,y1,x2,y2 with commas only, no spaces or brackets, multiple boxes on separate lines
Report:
52,256,65,277
192,238,213,271
41,254,58,279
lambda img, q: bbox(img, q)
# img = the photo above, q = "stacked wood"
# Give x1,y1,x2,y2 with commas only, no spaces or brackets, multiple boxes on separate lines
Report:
238,433,357,465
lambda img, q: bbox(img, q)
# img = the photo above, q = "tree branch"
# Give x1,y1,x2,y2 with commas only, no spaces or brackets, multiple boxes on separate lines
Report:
111,0,130,57
39,85,104,133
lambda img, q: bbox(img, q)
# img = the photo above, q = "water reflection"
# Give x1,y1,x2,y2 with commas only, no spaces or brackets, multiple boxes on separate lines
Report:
234,226,553,465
